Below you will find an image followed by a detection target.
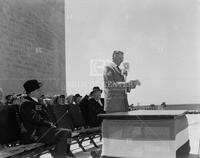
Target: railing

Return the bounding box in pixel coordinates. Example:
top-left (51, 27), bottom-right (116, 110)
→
top-left (129, 104), bottom-right (200, 114)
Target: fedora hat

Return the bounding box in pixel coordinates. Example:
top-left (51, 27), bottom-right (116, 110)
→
top-left (90, 86), bottom-right (102, 95)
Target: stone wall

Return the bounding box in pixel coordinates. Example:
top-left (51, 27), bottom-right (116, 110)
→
top-left (0, 0), bottom-right (65, 95)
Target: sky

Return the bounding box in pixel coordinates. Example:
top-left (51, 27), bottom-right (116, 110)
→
top-left (65, 0), bottom-right (200, 105)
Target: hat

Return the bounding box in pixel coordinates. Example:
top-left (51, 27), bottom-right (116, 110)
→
top-left (90, 86), bottom-right (102, 95)
top-left (23, 79), bottom-right (42, 94)
top-left (74, 93), bottom-right (82, 98)
top-left (59, 94), bottom-right (65, 98)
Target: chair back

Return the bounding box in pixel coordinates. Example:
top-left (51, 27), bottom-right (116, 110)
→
top-left (0, 105), bottom-right (20, 144)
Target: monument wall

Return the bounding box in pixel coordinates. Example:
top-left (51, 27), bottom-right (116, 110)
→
top-left (0, 0), bottom-right (65, 95)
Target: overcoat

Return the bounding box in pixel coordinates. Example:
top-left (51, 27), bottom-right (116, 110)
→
top-left (103, 62), bottom-right (129, 113)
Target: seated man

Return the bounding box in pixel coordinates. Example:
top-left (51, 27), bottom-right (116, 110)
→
top-left (53, 94), bottom-right (74, 130)
top-left (87, 87), bottom-right (105, 127)
top-left (78, 95), bottom-right (90, 126)
top-left (67, 94), bottom-right (86, 129)
top-left (20, 79), bottom-right (73, 158)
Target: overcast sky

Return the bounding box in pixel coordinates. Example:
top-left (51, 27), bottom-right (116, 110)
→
top-left (65, 0), bottom-right (200, 105)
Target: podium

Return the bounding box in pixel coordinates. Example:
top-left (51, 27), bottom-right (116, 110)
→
top-left (99, 110), bottom-right (190, 158)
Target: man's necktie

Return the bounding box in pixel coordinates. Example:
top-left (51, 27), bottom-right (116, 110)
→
top-left (116, 66), bottom-right (121, 73)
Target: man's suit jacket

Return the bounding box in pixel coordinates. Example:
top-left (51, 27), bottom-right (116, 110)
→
top-left (103, 62), bottom-right (129, 113)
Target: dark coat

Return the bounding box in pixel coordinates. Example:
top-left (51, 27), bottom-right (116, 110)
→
top-left (0, 104), bottom-right (20, 144)
top-left (68, 103), bottom-right (86, 129)
top-left (79, 95), bottom-right (90, 125)
top-left (20, 96), bottom-right (53, 141)
top-left (87, 98), bottom-right (105, 127)
top-left (53, 103), bottom-right (74, 130)
top-left (20, 97), bottom-right (72, 156)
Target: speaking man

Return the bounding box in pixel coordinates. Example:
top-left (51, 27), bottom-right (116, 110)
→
top-left (103, 50), bottom-right (140, 113)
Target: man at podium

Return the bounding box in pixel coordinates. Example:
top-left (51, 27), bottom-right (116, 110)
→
top-left (103, 50), bottom-right (140, 113)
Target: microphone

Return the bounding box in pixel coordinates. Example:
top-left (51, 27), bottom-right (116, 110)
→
top-left (122, 62), bottom-right (130, 80)
top-left (122, 62), bottom-right (130, 93)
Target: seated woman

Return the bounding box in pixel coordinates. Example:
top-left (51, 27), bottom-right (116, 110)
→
top-left (20, 80), bottom-right (73, 158)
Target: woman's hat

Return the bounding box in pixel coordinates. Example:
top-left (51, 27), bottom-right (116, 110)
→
top-left (23, 79), bottom-right (42, 94)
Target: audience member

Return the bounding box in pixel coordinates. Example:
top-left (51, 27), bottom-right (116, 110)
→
top-left (78, 95), bottom-right (90, 126)
top-left (68, 94), bottom-right (86, 129)
top-left (44, 97), bottom-right (57, 125)
top-left (20, 79), bottom-right (73, 158)
top-left (161, 102), bottom-right (167, 108)
top-left (66, 95), bottom-right (74, 104)
top-left (11, 95), bottom-right (20, 105)
top-left (53, 95), bottom-right (74, 130)
top-left (90, 87), bottom-right (104, 109)
top-left (5, 94), bottom-right (14, 106)
top-left (53, 94), bottom-right (75, 157)
top-left (73, 94), bottom-right (82, 105)
top-left (87, 87), bottom-right (105, 127)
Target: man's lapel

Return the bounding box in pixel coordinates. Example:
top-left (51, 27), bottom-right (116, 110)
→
top-left (111, 63), bottom-right (123, 76)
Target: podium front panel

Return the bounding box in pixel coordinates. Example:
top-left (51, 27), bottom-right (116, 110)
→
top-left (99, 110), bottom-right (190, 158)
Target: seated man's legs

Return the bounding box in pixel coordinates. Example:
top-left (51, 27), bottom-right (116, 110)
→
top-left (37, 127), bottom-right (72, 158)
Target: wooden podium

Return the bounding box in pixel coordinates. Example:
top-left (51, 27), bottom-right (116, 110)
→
top-left (99, 110), bottom-right (190, 158)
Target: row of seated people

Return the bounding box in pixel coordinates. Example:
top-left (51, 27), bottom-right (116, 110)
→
top-left (0, 86), bottom-right (74, 157)
top-left (0, 83), bottom-right (105, 158)
top-left (0, 87), bottom-right (105, 130)
top-left (51, 87), bottom-right (105, 130)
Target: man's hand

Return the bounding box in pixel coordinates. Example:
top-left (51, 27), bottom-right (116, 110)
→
top-left (126, 86), bottom-right (131, 93)
top-left (122, 69), bottom-right (128, 76)
top-left (129, 80), bottom-right (141, 89)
